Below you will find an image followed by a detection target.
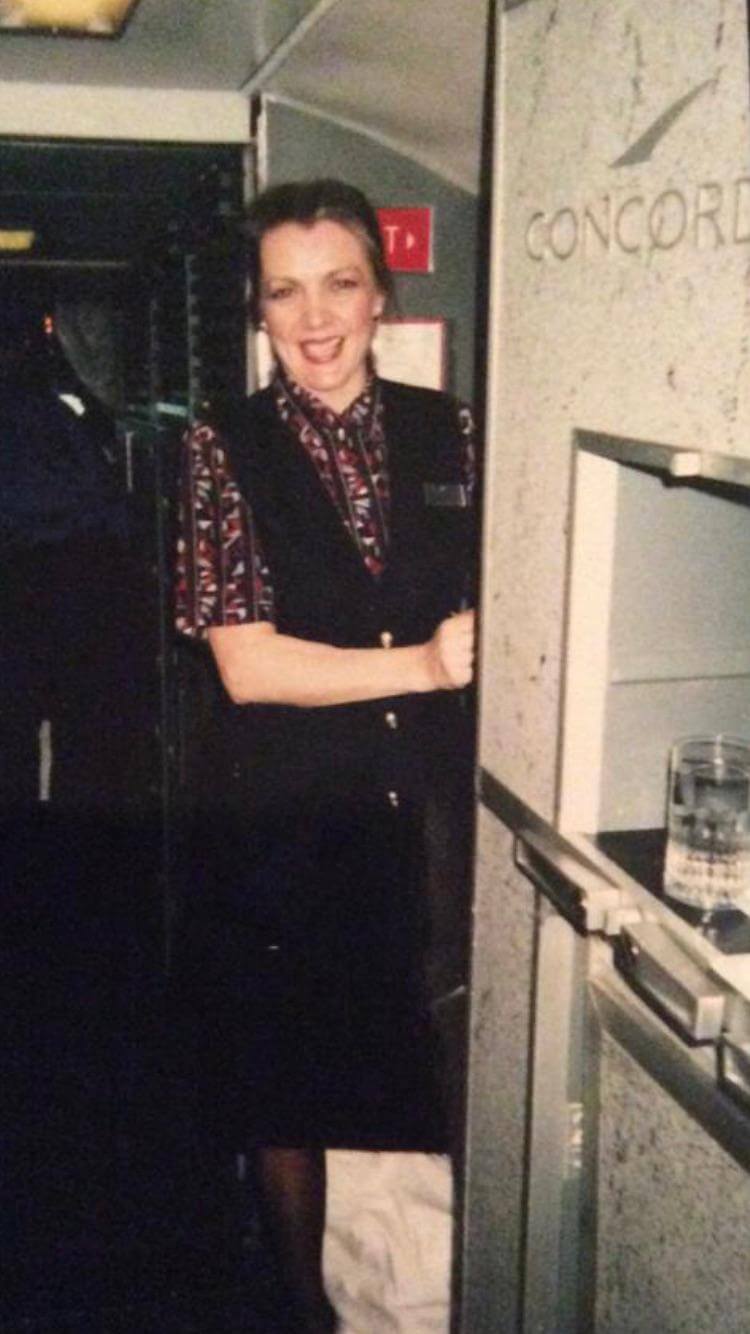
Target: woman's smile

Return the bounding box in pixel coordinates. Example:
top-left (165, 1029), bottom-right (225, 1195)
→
top-left (300, 335), bottom-right (345, 364)
top-left (260, 218), bottom-right (385, 412)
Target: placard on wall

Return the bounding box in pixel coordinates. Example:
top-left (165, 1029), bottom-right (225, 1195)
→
top-left (376, 207), bottom-right (434, 273)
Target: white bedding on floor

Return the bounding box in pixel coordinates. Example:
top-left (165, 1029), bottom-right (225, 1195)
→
top-left (323, 1151), bottom-right (453, 1334)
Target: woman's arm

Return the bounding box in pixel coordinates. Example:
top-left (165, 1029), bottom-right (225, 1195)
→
top-left (208, 609), bottom-right (475, 708)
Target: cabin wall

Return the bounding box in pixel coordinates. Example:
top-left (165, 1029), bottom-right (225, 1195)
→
top-left (0, 82), bottom-right (248, 142)
top-left (262, 98), bottom-right (480, 403)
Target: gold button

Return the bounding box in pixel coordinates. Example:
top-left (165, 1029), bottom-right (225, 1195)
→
top-left (387, 790), bottom-right (400, 808)
top-left (380, 630), bottom-right (393, 649)
top-left (385, 711), bottom-right (398, 730)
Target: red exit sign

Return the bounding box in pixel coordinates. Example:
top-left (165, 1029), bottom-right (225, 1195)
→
top-left (377, 206), bottom-right (433, 273)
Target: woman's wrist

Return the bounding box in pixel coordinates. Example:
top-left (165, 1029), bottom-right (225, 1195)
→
top-left (399, 642), bottom-right (440, 695)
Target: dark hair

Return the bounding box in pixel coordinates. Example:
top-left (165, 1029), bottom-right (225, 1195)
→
top-left (244, 178), bottom-right (394, 326)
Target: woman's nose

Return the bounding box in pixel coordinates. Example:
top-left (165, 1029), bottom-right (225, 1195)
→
top-left (300, 291), bottom-right (330, 328)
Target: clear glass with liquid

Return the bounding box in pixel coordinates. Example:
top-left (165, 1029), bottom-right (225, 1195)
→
top-left (663, 735), bottom-right (750, 913)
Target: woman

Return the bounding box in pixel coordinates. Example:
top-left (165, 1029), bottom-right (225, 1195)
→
top-left (175, 178), bottom-right (477, 1333)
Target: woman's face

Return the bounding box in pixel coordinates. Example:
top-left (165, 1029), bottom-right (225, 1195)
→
top-left (259, 218), bottom-right (385, 413)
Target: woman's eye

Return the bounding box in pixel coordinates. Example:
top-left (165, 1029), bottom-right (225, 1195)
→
top-left (331, 276), bottom-right (359, 291)
top-left (266, 285), bottom-right (294, 301)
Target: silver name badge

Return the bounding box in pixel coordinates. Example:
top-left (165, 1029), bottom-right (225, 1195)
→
top-left (423, 482), bottom-right (469, 509)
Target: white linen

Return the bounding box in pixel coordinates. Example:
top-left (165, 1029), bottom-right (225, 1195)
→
top-left (323, 1151), bottom-right (453, 1334)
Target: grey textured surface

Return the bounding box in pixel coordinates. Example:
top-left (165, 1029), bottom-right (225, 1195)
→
top-left (460, 806), bottom-right (537, 1332)
top-left (470, 0), bottom-right (750, 1329)
top-left (479, 0), bottom-right (750, 812)
top-left (595, 1029), bottom-right (750, 1334)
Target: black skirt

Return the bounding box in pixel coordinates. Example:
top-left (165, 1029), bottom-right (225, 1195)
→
top-left (176, 793), bottom-right (447, 1152)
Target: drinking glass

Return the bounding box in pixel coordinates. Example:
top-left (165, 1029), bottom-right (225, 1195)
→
top-left (663, 735), bottom-right (750, 913)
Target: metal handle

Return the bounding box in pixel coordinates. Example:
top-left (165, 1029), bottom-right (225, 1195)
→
top-left (124, 429), bottom-right (135, 493)
top-left (515, 826), bottom-right (623, 934)
top-left (718, 1034), bottom-right (750, 1111)
top-left (615, 920), bottom-right (728, 1044)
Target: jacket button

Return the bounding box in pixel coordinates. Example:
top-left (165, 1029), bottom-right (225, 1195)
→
top-left (387, 790), bottom-right (400, 809)
top-left (380, 630), bottom-right (394, 649)
top-left (385, 710), bottom-right (398, 730)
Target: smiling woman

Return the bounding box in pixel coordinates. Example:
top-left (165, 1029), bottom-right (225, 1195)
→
top-left (259, 219), bottom-right (385, 412)
top-left (174, 178), bottom-right (477, 1333)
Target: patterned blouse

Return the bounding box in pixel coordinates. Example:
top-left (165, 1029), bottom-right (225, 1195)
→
top-left (175, 369), bottom-right (476, 639)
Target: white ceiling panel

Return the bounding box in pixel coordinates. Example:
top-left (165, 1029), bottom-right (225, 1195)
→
top-left (0, 0), bottom-right (490, 192)
top-left (264, 0), bottom-right (491, 193)
top-left (0, 0), bottom-right (322, 89)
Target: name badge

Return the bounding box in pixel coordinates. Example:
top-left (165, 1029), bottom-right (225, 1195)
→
top-left (423, 482), bottom-right (469, 509)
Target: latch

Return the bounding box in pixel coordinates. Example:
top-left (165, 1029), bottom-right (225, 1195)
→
top-left (717, 995), bottom-right (750, 1112)
top-left (515, 827), bottom-right (625, 934)
top-left (615, 920), bottom-right (729, 1044)
top-left (718, 1033), bottom-right (750, 1112)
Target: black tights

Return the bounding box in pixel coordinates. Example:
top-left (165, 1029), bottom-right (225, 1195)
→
top-left (257, 1147), bottom-right (339, 1333)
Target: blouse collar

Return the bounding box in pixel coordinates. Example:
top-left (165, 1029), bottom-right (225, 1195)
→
top-left (272, 363), bottom-right (380, 436)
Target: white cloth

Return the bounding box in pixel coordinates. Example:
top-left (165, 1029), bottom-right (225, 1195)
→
top-left (323, 1151), bottom-right (453, 1334)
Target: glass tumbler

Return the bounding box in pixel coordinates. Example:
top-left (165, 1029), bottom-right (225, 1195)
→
top-left (663, 735), bottom-right (750, 913)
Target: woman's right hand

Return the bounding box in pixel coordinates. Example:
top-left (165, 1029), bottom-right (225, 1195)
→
top-left (424, 609), bottom-right (476, 691)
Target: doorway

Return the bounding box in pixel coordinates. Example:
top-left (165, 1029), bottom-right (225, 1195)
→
top-left (0, 136), bottom-right (251, 1328)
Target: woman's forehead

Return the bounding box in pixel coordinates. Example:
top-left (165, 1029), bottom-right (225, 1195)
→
top-left (260, 218), bottom-right (372, 274)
